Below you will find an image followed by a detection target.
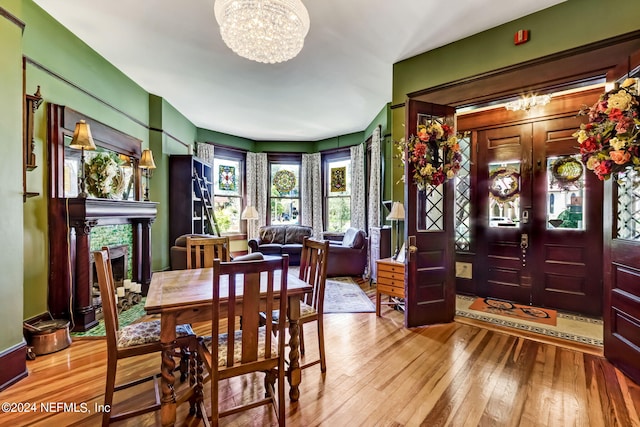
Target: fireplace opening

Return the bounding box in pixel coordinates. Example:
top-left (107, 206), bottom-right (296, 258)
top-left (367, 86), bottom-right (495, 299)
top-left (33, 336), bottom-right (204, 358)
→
top-left (90, 245), bottom-right (128, 319)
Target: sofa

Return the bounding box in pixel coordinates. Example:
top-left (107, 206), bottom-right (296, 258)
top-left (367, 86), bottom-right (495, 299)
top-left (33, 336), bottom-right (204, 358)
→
top-left (247, 225), bottom-right (313, 266)
top-left (322, 228), bottom-right (368, 277)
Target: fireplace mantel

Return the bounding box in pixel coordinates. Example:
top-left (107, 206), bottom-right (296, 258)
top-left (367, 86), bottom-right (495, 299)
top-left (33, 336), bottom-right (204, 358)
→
top-left (50, 199), bottom-right (158, 331)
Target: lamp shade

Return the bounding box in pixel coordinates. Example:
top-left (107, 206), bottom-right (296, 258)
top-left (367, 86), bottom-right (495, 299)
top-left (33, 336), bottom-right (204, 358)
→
top-left (386, 201), bottom-right (405, 221)
top-left (241, 205), bottom-right (259, 220)
top-left (69, 120), bottom-right (96, 150)
top-left (139, 149), bottom-right (156, 169)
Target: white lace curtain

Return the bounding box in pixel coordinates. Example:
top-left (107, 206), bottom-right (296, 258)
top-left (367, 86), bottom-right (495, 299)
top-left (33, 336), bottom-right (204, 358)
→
top-left (245, 152), bottom-right (268, 240)
top-left (350, 144), bottom-right (366, 231)
top-left (367, 126), bottom-right (382, 230)
top-left (301, 153), bottom-right (323, 238)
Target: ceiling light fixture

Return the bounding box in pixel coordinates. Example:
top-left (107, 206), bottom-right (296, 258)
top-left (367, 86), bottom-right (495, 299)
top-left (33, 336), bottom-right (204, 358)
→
top-left (505, 94), bottom-right (552, 112)
top-left (214, 0), bottom-right (310, 64)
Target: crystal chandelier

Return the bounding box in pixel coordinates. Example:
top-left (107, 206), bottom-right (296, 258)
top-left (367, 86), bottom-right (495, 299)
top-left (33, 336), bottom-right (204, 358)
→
top-left (214, 0), bottom-right (310, 64)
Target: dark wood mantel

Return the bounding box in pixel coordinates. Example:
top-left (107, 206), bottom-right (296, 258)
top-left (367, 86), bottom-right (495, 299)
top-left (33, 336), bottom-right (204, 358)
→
top-left (51, 199), bottom-right (157, 331)
top-left (46, 104), bottom-right (154, 331)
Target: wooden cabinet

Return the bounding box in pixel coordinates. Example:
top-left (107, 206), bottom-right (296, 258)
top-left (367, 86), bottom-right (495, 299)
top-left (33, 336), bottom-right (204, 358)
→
top-left (369, 226), bottom-right (391, 282)
top-left (375, 257), bottom-right (405, 317)
top-left (169, 155), bottom-right (212, 246)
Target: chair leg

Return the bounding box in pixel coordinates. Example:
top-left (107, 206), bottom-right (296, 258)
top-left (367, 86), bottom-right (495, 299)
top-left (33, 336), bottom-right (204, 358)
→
top-left (180, 346), bottom-right (190, 383)
top-left (317, 318), bottom-right (326, 373)
top-left (299, 323), bottom-right (305, 355)
top-left (264, 369), bottom-right (276, 398)
top-left (102, 359), bottom-right (117, 427)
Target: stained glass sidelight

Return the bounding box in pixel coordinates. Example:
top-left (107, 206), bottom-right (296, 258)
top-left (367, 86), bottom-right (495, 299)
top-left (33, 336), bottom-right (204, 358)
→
top-left (617, 168), bottom-right (640, 241)
top-left (454, 134), bottom-right (471, 251)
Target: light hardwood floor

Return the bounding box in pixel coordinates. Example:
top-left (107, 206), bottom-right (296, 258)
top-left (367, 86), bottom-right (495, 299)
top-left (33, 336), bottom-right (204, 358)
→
top-left (2, 285), bottom-right (639, 427)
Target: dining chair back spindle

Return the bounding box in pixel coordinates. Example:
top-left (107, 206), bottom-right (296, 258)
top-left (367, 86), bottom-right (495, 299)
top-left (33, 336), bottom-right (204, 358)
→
top-left (197, 255), bottom-right (289, 426)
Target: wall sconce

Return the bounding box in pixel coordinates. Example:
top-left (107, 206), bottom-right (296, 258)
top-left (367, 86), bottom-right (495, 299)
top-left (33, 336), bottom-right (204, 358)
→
top-left (69, 120), bottom-right (96, 198)
top-left (386, 201), bottom-right (405, 260)
top-left (505, 94), bottom-right (552, 112)
top-left (139, 149), bottom-right (156, 201)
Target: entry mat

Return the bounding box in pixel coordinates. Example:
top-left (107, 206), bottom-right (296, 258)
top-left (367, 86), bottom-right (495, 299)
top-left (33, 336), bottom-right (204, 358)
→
top-left (468, 297), bottom-right (557, 326)
top-left (456, 295), bottom-right (603, 347)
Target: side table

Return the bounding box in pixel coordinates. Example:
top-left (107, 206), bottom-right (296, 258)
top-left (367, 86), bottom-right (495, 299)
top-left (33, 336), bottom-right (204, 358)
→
top-left (375, 257), bottom-right (405, 316)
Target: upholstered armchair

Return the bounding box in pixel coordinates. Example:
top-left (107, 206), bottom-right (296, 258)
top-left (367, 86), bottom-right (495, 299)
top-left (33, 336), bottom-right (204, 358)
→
top-left (322, 228), bottom-right (368, 277)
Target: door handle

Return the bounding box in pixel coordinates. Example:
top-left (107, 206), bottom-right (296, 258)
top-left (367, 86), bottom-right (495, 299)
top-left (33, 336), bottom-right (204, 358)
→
top-left (520, 233), bottom-right (529, 249)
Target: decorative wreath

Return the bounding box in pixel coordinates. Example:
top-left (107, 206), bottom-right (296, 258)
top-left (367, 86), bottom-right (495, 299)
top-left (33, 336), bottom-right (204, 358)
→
top-left (85, 152), bottom-right (126, 199)
top-left (489, 166), bottom-right (520, 203)
top-left (551, 156), bottom-right (584, 188)
top-left (273, 169), bottom-right (296, 193)
top-left (396, 122), bottom-right (462, 189)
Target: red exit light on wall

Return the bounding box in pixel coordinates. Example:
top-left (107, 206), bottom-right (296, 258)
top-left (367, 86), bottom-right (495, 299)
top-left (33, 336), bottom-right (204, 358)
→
top-left (514, 30), bottom-right (529, 45)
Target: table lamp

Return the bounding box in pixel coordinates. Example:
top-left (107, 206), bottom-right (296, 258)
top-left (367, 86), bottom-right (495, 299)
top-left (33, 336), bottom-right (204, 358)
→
top-left (139, 149), bottom-right (156, 201)
top-left (386, 201), bottom-right (405, 260)
top-left (69, 120), bottom-right (96, 198)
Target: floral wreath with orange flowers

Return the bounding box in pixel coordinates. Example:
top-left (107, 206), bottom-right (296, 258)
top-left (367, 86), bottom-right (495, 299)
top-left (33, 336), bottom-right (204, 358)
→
top-left (573, 78), bottom-right (640, 181)
top-left (396, 121), bottom-right (463, 189)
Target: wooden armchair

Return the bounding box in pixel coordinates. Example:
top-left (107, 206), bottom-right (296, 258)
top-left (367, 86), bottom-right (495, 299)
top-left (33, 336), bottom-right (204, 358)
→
top-left (196, 255), bottom-right (289, 426)
top-left (186, 235), bottom-right (231, 269)
top-left (93, 248), bottom-right (198, 426)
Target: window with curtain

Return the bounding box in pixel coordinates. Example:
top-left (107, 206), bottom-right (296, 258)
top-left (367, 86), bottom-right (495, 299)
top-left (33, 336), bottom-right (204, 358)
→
top-left (323, 151), bottom-right (352, 232)
top-left (212, 147), bottom-right (245, 233)
top-left (269, 157), bottom-right (301, 225)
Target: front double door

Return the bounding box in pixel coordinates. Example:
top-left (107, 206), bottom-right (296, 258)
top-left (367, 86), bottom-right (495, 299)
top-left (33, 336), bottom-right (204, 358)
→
top-left (475, 116), bottom-right (603, 316)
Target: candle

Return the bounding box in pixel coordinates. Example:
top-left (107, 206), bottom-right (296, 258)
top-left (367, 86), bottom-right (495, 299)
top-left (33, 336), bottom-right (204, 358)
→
top-left (135, 283), bottom-right (142, 293)
top-left (116, 287), bottom-right (125, 297)
top-left (123, 279), bottom-right (132, 290)
top-left (114, 294), bottom-right (118, 304)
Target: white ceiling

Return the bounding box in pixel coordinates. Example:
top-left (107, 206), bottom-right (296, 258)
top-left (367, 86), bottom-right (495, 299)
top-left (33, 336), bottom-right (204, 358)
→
top-left (34, 0), bottom-right (565, 141)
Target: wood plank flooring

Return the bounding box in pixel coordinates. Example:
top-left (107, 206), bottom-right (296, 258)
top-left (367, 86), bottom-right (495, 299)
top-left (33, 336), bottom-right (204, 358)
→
top-left (1, 285), bottom-right (639, 426)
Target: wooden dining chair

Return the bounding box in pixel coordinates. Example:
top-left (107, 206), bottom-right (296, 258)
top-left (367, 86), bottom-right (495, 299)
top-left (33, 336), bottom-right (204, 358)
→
top-left (264, 238), bottom-right (330, 372)
top-left (186, 235), bottom-right (231, 269)
top-left (93, 248), bottom-right (199, 427)
top-left (296, 237), bottom-right (330, 372)
top-left (196, 255), bottom-right (289, 426)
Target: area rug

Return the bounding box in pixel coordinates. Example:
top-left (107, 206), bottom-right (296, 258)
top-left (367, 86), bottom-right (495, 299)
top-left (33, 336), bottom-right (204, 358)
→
top-left (71, 298), bottom-right (148, 338)
top-left (323, 277), bottom-right (376, 313)
top-left (456, 295), bottom-right (603, 347)
top-left (468, 297), bottom-right (557, 326)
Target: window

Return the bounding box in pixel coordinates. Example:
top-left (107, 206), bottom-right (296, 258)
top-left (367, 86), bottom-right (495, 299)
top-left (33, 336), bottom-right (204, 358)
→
top-left (324, 154), bottom-right (351, 232)
top-left (270, 161), bottom-right (300, 225)
top-left (212, 149), bottom-right (245, 233)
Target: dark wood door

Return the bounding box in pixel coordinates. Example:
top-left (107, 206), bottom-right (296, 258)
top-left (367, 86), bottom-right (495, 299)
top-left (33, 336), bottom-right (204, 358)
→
top-left (603, 53), bottom-right (640, 383)
top-left (404, 100), bottom-right (456, 327)
top-left (531, 117), bottom-right (603, 315)
top-left (477, 124), bottom-right (533, 303)
top-left (476, 115), bottom-right (603, 315)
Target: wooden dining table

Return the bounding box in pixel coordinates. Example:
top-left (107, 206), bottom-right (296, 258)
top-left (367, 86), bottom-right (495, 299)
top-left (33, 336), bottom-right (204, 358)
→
top-left (145, 267), bottom-right (311, 427)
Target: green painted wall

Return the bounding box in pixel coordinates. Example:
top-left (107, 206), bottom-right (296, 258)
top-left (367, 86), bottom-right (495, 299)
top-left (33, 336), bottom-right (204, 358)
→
top-left (390, 0), bottom-right (640, 203)
top-left (17, 0), bottom-right (152, 319)
top-left (0, 1), bottom-right (27, 353)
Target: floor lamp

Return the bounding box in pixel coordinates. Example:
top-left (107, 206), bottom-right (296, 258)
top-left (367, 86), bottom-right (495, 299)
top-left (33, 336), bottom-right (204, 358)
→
top-left (241, 205), bottom-right (259, 248)
top-left (386, 201), bottom-right (405, 260)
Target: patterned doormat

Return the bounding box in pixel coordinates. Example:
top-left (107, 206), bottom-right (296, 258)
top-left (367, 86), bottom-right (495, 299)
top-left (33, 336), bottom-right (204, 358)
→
top-left (456, 295), bottom-right (603, 347)
top-left (468, 297), bottom-right (557, 326)
top-left (323, 277), bottom-right (375, 313)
